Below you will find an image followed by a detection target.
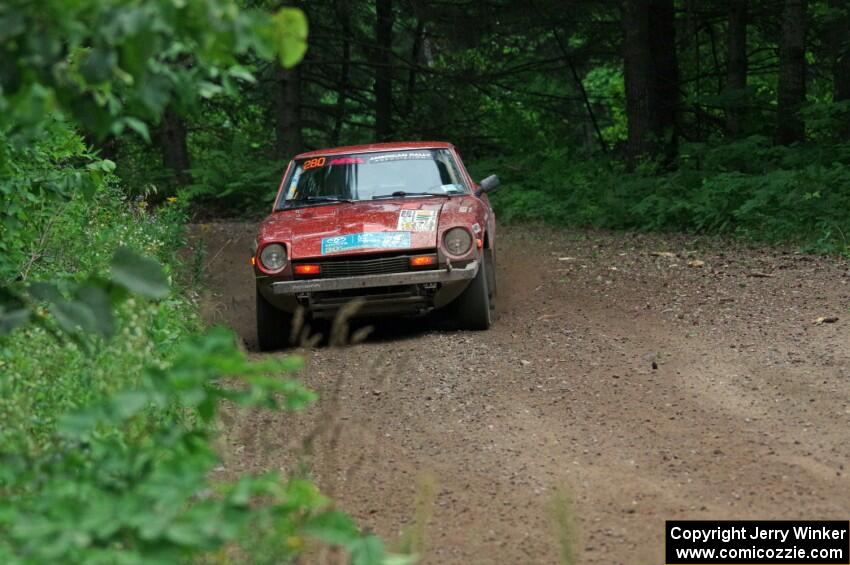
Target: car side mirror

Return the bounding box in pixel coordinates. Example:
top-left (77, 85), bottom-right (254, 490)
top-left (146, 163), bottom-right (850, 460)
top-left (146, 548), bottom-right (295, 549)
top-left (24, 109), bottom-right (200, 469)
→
top-left (476, 174), bottom-right (501, 196)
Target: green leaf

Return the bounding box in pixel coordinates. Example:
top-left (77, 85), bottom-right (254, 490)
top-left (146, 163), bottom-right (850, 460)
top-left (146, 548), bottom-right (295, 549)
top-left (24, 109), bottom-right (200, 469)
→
top-left (350, 535), bottom-right (386, 565)
top-left (135, 74), bottom-right (171, 116)
top-left (283, 479), bottom-right (328, 510)
top-left (80, 48), bottom-right (118, 84)
top-left (303, 510), bottom-right (360, 546)
top-left (0, 11), bottom-right (25, 42)
top-left (87, 159), bottom-right (116, 173)
top-left (28, 282), bottom-right (61, 303)
top-left (166, 521), bottom-right (208, 547)
top-left (198, 81), bottom-right (223, 99)
top-left (110, 390), bottom-right (151, 419)
top-left (123, 117), bottom-right (151, 143)
top-left (110, 247), bottom-right (169, 299)
top-left (75, 283), bottom-right (114, 337)
top-left (227, 65), bottom-right (256, 83)
top-left (119, 30), bottom-right (158, 76)
top-left (271, 8), bottom-right (308, 68)
top-left (79, 173), bottom-right (97, 199)
top-left (0, 308), bottom-right (30, 335)
top-left (57, 410), bottom-right (101, 438)
top-left (50, 300), bottom-right (97, 334)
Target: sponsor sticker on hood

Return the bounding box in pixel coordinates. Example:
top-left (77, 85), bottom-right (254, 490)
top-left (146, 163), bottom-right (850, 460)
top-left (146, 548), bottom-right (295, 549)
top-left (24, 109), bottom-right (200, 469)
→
top-left (321, 232), bottom-right (411, 255)
top-left (397, 209), bottom-right (437, 232)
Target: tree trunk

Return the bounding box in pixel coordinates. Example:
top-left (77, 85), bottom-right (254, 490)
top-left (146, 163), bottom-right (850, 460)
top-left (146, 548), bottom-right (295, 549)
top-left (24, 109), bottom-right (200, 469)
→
top-left (160, 106), bottom-right (191, 185)
top-left (332, 0), bottom-right (351, 146)
top-left (623, 0), bottom-right (658, 161)
top-left (649, 0), bottom-right (680, 159)
top-left (726, 0), bottom-right (748, 136)
top-left (406, 20), bottom-right (425, 116)
top-left (776, 0), bottom-right (807, 145)
top-left (623, 0), bottom-right (679, 163)
top-left (829, 0), bottom-right (850, 138)
top-left (276, 65), bottom-right (303, 158)
top-left (374, 0), bottom-right (393, 141)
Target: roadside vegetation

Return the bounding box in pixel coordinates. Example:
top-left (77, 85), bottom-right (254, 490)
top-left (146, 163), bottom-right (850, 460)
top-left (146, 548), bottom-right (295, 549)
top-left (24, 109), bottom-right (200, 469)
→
top-left (3, 0), bottom-right (850, 562)
top-left (0, 2), bottom-right (388, 563)
top-left (477, 135), bottom-right (850, 253)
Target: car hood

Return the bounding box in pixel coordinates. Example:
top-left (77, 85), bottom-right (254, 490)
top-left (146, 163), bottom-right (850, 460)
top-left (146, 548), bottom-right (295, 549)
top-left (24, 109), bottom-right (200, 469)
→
top-left (259, 198), bottom-right (447, 259)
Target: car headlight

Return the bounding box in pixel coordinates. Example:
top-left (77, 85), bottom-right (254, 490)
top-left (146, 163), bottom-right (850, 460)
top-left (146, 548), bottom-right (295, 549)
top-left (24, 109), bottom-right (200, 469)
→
top-left (259, 243), bottom-right (287, 271)
top-left (444, 228), bottom-right (472, 256)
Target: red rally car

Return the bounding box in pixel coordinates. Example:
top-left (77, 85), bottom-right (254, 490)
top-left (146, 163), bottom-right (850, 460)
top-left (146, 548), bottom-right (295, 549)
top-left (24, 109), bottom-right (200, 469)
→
top-left (252, 141), bottom-right (501, 350)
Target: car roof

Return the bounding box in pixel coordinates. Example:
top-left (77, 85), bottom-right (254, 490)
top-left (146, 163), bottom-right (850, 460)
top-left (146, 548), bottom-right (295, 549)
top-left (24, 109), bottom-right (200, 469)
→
top-left (294, 141), bottom-right (455, 160)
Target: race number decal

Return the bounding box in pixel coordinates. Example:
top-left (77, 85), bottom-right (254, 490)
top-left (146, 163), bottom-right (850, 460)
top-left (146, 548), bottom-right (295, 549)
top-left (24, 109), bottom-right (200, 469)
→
top-left (397, 209), bottom-right (437, 232)
top-left (321, 232), bottom-right (411, 255)
top-left (303, 157), bottom-right (326, 171)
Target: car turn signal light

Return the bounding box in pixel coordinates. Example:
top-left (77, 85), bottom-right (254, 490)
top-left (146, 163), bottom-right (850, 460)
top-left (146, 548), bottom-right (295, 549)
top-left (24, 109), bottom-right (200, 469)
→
top-left (409, 255), bottom-right (437, 268)
top-left (294, 264), bottom-right (321, 275)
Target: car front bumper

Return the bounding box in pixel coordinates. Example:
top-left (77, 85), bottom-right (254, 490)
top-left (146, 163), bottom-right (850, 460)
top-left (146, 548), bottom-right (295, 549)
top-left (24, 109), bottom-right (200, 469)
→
top-left (270, 260), bottom-right (478, 294)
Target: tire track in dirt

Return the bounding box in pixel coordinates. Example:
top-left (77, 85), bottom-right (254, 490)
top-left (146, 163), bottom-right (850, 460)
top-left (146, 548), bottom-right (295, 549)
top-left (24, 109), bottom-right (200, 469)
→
top-left (193, 222), bottom-right (850, 564)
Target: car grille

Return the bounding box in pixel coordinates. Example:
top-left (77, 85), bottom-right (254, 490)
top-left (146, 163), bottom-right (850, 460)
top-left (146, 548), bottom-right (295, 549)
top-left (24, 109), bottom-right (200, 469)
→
top-left (293, 252), bottom-right (437, 279)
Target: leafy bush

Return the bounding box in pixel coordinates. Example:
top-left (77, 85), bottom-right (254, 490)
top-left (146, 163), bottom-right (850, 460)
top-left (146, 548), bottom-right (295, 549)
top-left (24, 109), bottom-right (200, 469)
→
top-left (0, 181), bottom-right (194, 453)
top-left (182, 153), bottom-right (284, 217)
top-left (0, 120), bottom-right (108, 284)
top-left (0, 145), bottom-right (389, 562)
top-left (476, 137), bottom-right (850, 253)
top-left (0, 0), bottom-right (307, 142)
top-left (1, 3), bottom-right (391, 558)
top-left (0, 328), bottom-right (385, 564)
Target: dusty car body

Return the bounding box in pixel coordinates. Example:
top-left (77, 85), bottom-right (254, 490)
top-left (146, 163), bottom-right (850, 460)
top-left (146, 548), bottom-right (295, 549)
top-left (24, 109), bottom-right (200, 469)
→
top-left (253, 141), bottom-right (500, 350)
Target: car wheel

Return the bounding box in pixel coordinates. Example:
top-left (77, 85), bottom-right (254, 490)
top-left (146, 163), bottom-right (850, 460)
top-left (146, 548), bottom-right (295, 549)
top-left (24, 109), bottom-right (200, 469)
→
top-left (454, 253), bottom-right (492, 331)
top-left (256, 286), bottom-right (293, 351)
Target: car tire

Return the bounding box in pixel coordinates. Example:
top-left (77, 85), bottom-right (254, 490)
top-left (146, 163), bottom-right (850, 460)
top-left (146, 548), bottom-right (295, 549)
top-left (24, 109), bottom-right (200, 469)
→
top-left (484, 248), bottom-right (497, 317)
top-left (454, 253), bottom-right (492, 331)
top-left (256, 286), bottom-right (293, 351)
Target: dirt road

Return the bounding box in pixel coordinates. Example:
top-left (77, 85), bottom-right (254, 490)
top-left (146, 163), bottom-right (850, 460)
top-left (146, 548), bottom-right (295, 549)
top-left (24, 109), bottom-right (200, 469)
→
top-left (195, 222), bottom-right (850, 564)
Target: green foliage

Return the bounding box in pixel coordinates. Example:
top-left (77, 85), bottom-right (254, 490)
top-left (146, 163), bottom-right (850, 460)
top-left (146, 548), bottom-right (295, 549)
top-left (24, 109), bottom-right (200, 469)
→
top-left (183, 155), bottom-right (283, 216)
top-left (0, 0), bottom-right (308, 235)
top-left (0, 127), bottom-right (185, 342)
top-left (0, 0), bottom-right (307, 142)
top-left (110, 247), bottom-right (170, 300)
top-left (116, 90), bottom-right (286, 213)
top-left (0, 168), bottom-right (388, 563)
top-left (0, 119), bottom-right (102, 283)
top-left (270, 8), bottom-right (310, 68)
top-left (181, 127), bottom-right (285, 215)
top-left (0, 177), bottom-right (195, 452)
top-left (0, 328), bottom-right (386, 564)
top-left (0, 3), bottom-right (391, 563)
top-left (477, 137), bottom-right (850, 253)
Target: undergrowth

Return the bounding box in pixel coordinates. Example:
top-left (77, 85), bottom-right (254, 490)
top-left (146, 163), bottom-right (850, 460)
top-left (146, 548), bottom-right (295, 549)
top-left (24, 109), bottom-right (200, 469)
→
top-left (0, 126), bottom-right (389, 563)
top-left (473, 136), bottom-right (850, 254)
top-left (0, 184), bottom-right (196, 454)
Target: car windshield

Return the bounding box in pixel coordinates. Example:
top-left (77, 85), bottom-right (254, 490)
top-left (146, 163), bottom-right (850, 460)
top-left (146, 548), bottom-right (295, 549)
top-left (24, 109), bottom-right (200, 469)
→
top-left (278, 148), bottom-right (469, 208)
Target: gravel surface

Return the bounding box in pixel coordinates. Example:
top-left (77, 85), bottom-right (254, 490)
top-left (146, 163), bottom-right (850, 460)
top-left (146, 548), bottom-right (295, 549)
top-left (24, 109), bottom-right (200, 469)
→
top-left (193, 222), bottom-right (850, 564)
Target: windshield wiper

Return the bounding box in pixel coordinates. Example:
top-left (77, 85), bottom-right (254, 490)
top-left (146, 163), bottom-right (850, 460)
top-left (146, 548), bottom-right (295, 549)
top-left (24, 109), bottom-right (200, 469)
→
top-left (303, 196), bottom-right (353, 203)
top-left (284, 196), bottom-right (354, 208)
top-left (372, 191), bottom-right (452, 200)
